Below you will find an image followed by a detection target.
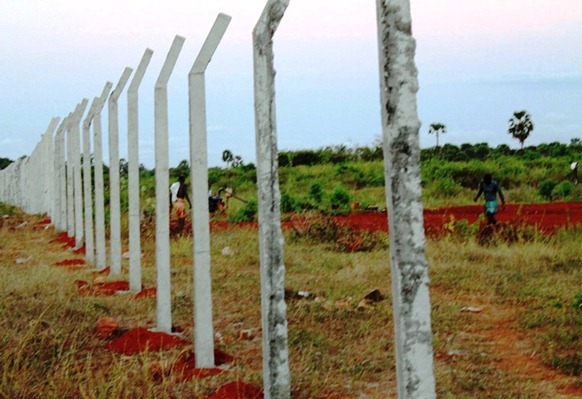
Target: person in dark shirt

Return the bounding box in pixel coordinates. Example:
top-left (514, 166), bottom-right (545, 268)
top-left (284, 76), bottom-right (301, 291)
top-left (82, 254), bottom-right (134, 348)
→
top-left (169, 174), bottom-right (191, 234)
top-left (474, 173), bottom-right (505, 225)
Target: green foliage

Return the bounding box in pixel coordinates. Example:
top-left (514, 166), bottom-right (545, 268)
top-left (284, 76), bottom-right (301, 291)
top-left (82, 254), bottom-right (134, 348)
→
top-left (508, 110), bottom-right (534, 149)
top-left (539, 179), bottom-right (557, 201)
top-left (442, 215), bottom-right (480, 241)
top-left (329, 186), bottom-right (351, 213)
top-left (308, 182), bottom-right (324, 204)
top-left (552, 181), bottom-right (574, 199)
top-left (281, 192), bottom-right (299, 213)
top-left (229, 200), bottom-right (257, 223)
top-left (120, 140), bottom-right (582, 222)
top-left (169, 159), bottom-right (189, 179)
top-left (0, 157), bottom-right (13, 170)
top-left (0, 202), bottom-right (17, 216)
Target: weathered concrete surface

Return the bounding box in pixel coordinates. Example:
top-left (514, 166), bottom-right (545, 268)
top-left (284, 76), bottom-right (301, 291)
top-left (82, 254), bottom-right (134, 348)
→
top-left (127, 49), bottom-right (153, 293)
top-left (66, 113), bottom-right (75, 238)
top-left (375, 1), bottom-right (436, 398)
top-left (70, 99), bottom-right (88, 249)
top-left (155, 35), bottom-right (185, 333)
top-left (188, 13), bottom-right (231, 368)
top-left (109, 67), bottom-right (133, 276)
top-left (253, 1), bottom-right (291, 398)
top-left (53, 118), bottom-right (68, 232)
top-left (94, 83), bottom-right (114, 271)
top-left (82, 99), bottom-right (98, 264)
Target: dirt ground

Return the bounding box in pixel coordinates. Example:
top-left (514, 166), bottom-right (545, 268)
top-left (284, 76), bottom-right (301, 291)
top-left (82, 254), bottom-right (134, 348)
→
top-left (3, 201), bottom-right (581, 397)
top-left (333, 201), bottom-right (582, 236)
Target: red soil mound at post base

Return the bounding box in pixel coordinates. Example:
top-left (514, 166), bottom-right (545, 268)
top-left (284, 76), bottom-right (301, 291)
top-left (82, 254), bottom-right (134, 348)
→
top-left (49, 232), bottom-right (76, 248)
top-left (107, 327), bottom-right (188, 355)
top-left (94, 281), bottom-right (130, 295)
top-left (168, 348), bottom-right (235, 382)
top-left (135, 287), bottom-right (156, 299)
top-left (204, 381), bottom-right (263, 399)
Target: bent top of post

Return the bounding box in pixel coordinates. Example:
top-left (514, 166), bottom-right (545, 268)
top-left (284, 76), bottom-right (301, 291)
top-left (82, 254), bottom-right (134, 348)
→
top-left (69, 99), bottom-right (89, 125)
top-left (55, 116), bottom-right (68, 139)
top-left (253, 0), bottom-right (289, 45)
top-left (110, 67), bottom-right (133, 103)
top-left (190, 13), bottom-right (231, 75)
top-left (128, 49), bottom-right (154, 94)
top-left (156, 36), bottom-right (185, 88)
top-left (96, 82), bottom-right (114, 112)
top-left (83, 98), bottom-right (99, 129)
top-left (45, 117), bottom-right (61, 138)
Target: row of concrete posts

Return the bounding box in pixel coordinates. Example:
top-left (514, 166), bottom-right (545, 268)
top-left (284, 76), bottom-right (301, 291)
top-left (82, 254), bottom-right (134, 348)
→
top-left (0, 1), bottom-right (435, 398)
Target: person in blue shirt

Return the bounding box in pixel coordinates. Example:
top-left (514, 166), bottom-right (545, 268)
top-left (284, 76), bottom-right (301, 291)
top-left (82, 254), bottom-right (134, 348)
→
top-left (474, 173), bottom-right (505, 225)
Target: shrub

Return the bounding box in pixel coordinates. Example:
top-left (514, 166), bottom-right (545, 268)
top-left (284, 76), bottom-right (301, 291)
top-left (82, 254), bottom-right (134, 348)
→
top-left (552, 181), bottom-right (573, 199)
top-left (229, 200), bottom-right (257, 223)
top-left (329, 186), bottom-right (351, 213)
top-left (538, 179), bottom-right (557, 200)
top-left (308, 182), bottom-right (324, 205)
top-left (281, 192), bottom-right (302, 213)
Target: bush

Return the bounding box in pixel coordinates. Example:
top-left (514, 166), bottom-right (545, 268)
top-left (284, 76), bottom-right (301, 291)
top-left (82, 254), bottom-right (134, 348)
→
top-left (329, 186), bottom-right (351, 213)
top-left (308, 182), bottom-right (324, 205)
top-left (552, 181), bottom-right (573, 199)
top-left (539, 179), bottom-right (557, 201)
top-left (229, 200), bottom-right (258, 223)
top-left (281, 192), bottom-right (300, 213)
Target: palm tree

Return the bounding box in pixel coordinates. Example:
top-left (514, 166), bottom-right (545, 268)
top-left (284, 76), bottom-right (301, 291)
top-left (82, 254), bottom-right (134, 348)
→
top-left (428, 123), bottom-right (446, 150)
top-left (508, 110), bottom-right (534, 149)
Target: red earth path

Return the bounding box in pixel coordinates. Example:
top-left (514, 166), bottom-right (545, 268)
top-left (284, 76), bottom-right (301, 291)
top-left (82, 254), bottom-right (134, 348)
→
top-left (333, 201), bottom-right (582, 236)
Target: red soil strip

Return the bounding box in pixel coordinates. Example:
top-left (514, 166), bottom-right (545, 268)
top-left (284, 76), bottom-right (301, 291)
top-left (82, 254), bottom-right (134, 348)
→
top-left (54, 259), bottom-right (86, 270)
top-left (204, 381), bottom-right (263, 399)
top-left (55, 259), bottom-right (85, 266)
top-left (93, 266), bottom-right (110, 275)
top-left (107, 327), bottom-right (188, 355)
top-left (167, 348), bottom-right (234, 382)
top-left (74, 280), bottom-right (130, 296)
top-left (331, 202), bottom-right (582, 237)
top-left (95, 281), bottom-right (130, 295)
top-left (37, 218), bottom-right (51, 225)
top-left (49, 232), bottom-right (76, 248)
top-left (73, 245), bottom-right (86, 255)
top-left (135, 287), bottom-right (156, 299)
top-left (208, 202), bottom-right (581, 238)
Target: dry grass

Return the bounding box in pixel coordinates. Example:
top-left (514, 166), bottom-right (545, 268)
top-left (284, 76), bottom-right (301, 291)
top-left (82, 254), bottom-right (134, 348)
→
top-left (1, 208), bottom-right (581, 398)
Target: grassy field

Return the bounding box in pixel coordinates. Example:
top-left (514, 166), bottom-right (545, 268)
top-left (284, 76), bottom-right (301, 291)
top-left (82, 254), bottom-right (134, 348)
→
top-left (1, 205), bottom-right (581, 398)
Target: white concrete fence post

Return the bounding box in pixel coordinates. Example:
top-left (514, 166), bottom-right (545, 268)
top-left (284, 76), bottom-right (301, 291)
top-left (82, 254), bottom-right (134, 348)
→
top-left (82, 99), bottom-right (99, 264)
top-left (188, 12), bottom-right (231, 368)
top-left (155, 35), bottom-right (185, 333)
top-left (375, 1), bottom-right (437, 398)
top-left (66, 112), bottom-right (75, 238)
top-left (94, 83), bottom-right (114, 270)
top-left (44, 118), bottom-right (60, 220)
top-left (109, 67), bottom-right (134, 276)
top-left (71, 99), bottom-right (89, 249)
top-left (55, 117), bottom-right (69, 232)
top-left (127, 48), bottom-right (154, 293)
top-left (253, 1), bottom-right (291, 397)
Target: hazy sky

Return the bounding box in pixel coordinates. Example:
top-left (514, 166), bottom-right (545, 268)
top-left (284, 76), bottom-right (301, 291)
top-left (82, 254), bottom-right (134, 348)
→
top-left (1, 0), bottom-right (581, 167)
